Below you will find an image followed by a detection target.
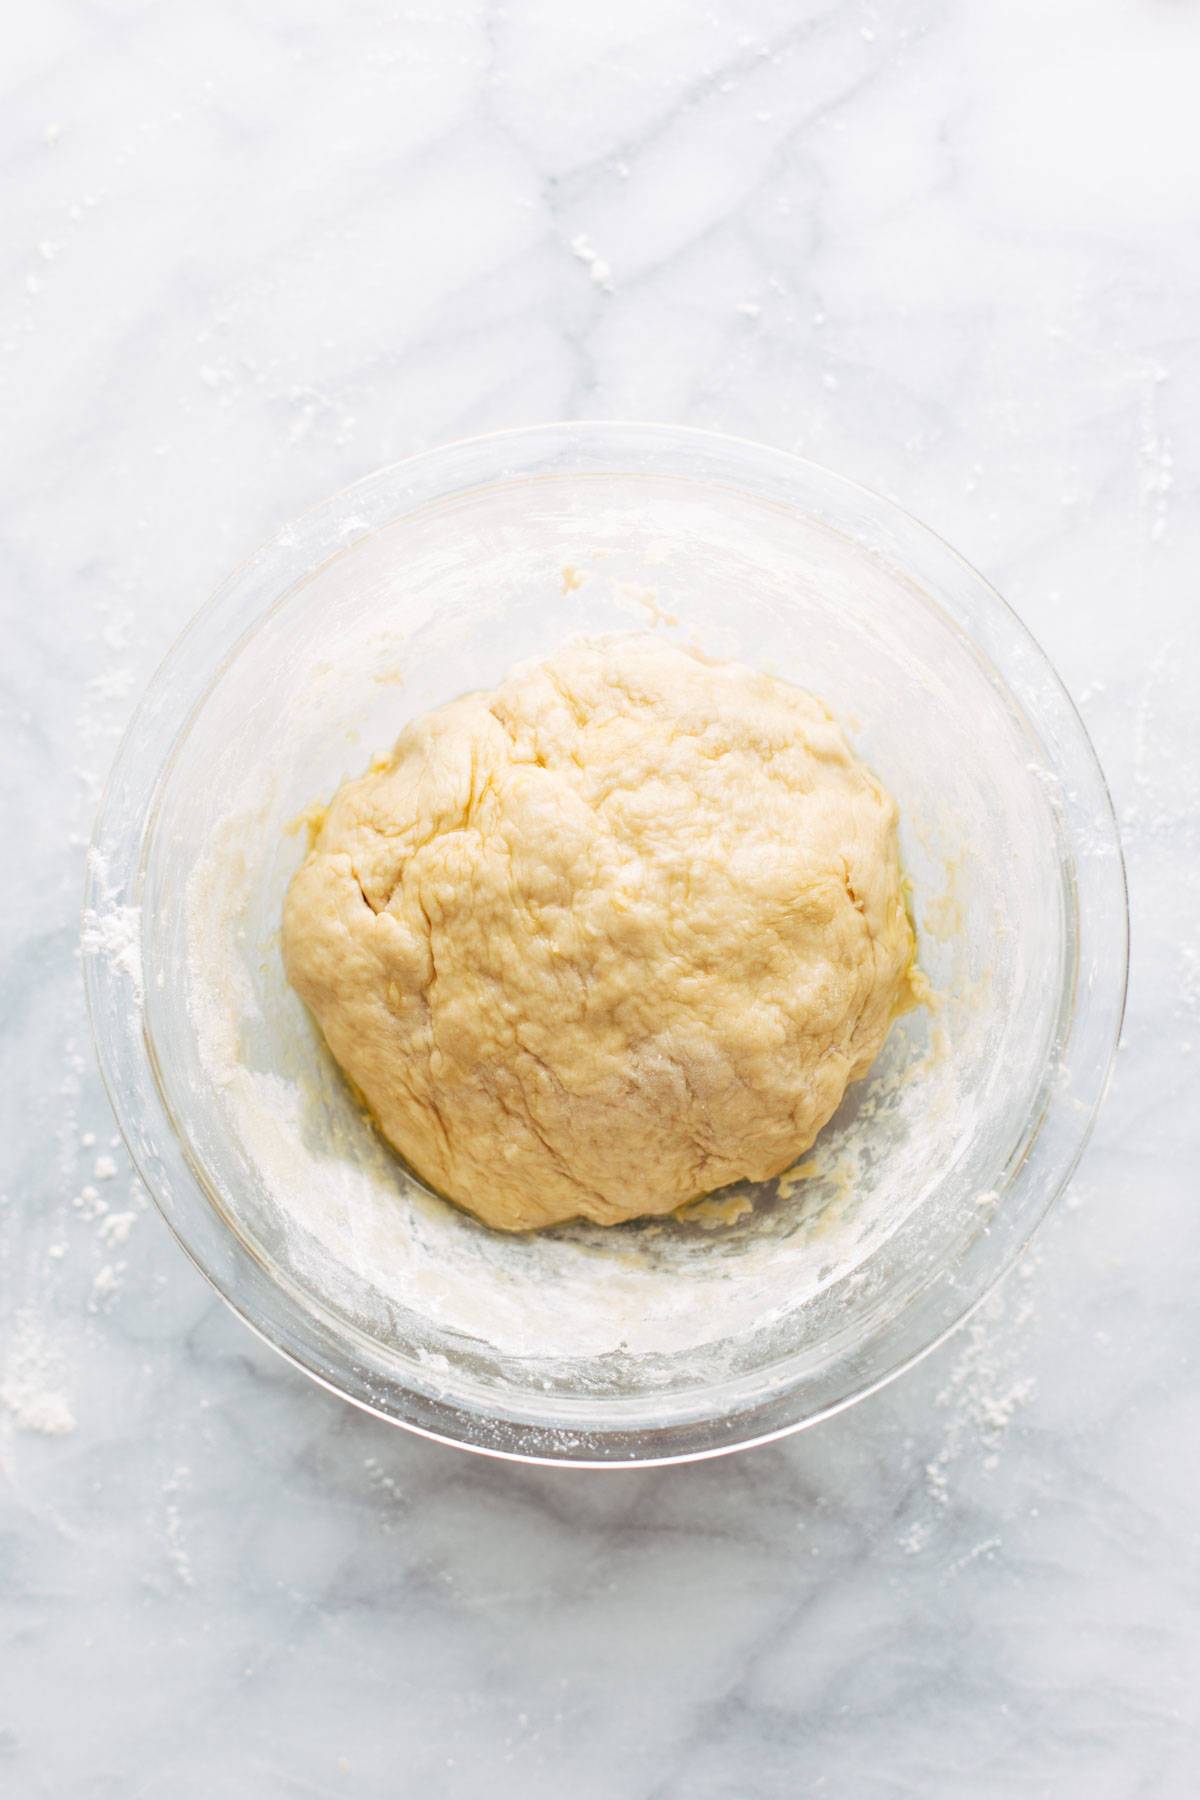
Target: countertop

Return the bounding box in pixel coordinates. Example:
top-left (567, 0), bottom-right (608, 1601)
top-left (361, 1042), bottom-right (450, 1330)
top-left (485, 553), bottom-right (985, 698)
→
top-left (3, 2), bottom-right (1198, 1794)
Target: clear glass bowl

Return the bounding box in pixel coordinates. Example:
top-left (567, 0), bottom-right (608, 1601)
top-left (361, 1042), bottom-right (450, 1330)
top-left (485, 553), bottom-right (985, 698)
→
top-left (84, 423), bottom-right (1127, 1466)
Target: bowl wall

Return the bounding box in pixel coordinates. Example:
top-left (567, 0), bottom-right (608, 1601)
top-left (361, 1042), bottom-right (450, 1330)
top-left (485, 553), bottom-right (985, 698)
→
top-left (86, 425), bottom-right (1127, 1463)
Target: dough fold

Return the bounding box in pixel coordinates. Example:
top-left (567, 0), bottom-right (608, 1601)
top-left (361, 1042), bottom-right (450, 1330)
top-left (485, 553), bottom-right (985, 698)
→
top-left (283, 637), bottom-right (917, 1231)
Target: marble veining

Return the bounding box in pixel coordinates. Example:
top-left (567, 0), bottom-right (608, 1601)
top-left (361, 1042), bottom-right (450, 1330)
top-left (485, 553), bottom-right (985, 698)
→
top-left (2, 1), bottom-right (1198, 1794)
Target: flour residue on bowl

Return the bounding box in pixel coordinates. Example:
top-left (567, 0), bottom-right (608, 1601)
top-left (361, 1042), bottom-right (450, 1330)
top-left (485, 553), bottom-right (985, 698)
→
top-left (178, 645), bottom-right (985, 1384)
top-left (142, 476), bottom-right (1060, 1420)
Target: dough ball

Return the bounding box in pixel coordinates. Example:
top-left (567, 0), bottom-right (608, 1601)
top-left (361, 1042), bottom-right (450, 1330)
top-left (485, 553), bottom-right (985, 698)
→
top-left (283, 637), bottom-right (916, 1231)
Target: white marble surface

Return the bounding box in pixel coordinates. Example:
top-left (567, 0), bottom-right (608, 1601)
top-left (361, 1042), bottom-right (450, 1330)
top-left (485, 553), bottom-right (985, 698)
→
top-left (2, 1), bottom-right (1198, 1793)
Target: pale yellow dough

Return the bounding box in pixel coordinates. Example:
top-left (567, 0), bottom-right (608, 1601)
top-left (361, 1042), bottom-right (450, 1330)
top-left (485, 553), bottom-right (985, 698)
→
top-left (283, 637), bottom-right (917, 1232)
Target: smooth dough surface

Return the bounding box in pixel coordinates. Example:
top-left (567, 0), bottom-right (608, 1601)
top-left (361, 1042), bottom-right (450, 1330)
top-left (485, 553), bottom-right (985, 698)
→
top-left (283, 637), bottom-right (917, 1231)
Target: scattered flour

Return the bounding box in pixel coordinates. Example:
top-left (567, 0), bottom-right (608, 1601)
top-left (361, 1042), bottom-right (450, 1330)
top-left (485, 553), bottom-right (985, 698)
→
top-left (897, 1274), bottom-right (1039, 1554)
top-left (1134, 359), bottom-right (1172, 544)
top-left (162, 1465), bottom-right (196, 1588)
top-left (363, 1455), bottom-right (405, 1505)
top-left (89, 1262), bottom-right (125, 1312)
top-left (87, 665), bottom-right (136, 705)
top-left (98, 1211), bottom-right (137, 1248)
top-left (927, 1300), bottom-right (1038, 1498)
top-left (73, 1184), bottom-right (107, 1221)
top-left (1, 1314), bottom-right (76, 1436)
top-left (1179, 943), bottom-right (1200, 1017)
top-left (1, 1383), bottom-right (75, 1437)
top-left (570, 233), bottom-right (614, 292)
top-left (80, 886), bottom-right (143, 1007)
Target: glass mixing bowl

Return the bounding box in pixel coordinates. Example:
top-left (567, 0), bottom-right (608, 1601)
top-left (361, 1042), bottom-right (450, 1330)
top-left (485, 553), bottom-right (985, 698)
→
top-left (84, 423), bottom-right (1127, 1466)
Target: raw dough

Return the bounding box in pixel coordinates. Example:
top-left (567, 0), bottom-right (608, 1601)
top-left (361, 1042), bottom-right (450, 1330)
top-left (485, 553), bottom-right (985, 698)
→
top-left (283, 637), bottom-right (917, 1231)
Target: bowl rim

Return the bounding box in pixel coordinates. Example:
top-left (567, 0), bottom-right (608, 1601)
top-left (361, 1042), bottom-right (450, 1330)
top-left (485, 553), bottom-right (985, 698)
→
top-left (83, 419), bottom-right (1129, 1468)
